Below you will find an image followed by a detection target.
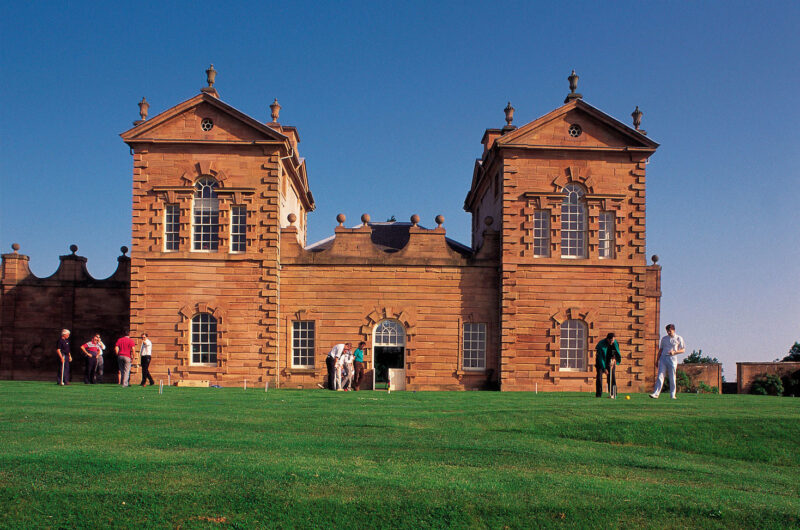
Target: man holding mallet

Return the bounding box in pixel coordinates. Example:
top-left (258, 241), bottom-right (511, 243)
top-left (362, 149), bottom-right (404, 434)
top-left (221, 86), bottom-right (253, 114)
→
top-left (595, 332), bottom-right (621, 398)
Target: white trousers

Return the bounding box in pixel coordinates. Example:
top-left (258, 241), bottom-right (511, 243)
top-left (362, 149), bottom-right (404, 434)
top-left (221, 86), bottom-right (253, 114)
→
top-left (652, 355), bottom-right (677, 398)
top-left (334, 365), bottom-right (343, 390)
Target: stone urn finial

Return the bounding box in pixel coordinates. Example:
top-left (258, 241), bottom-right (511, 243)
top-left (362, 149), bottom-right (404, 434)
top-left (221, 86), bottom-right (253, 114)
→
top-left (435, 215), bottom-right (444, 228)
top-left (11, 243), bottom-right (20, 253)
top-left (504, 102), bottom-right (515, 125)
top-left (121, 246), bottom-right (129, 256)
top-left (336, 213), bottom-right (346, 226)
top-left (564, 70), bottom-right (583, 103)
top-left (361, 213), bottom-right (371, 224)
top-left (568, 70), bottom-right (579, 93)
top-left (69, 244), bottom-right (78, 255)
top-left (651, 254), bottom-right (659, 265)
top-left (410, 214), bottom-right (420, 227)
top-left (138, 97), bottom-right (149, 121)
top-left (206, 64), bottom-right (217, 87)
top-left (632, 106), bottom-right (643, 130)
top-left (287, 213), bottom-right (297, 225)
top-left (270, 98), bottom-right (281, 123)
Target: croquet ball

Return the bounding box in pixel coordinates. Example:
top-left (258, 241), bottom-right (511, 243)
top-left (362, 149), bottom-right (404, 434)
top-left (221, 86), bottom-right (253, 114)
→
top-left (625, 395), bottom-right (630, 400)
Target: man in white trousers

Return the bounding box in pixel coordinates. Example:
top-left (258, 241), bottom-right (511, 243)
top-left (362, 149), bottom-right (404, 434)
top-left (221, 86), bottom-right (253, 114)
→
top-left (650, 324), bottom-right (685, 399)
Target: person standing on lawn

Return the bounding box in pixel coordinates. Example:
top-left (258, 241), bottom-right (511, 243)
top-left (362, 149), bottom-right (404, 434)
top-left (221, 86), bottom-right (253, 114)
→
top-left (115, 330), bottom-right (136, 387)
top-left (56, 329), bottom-right (72, 385)
top-left (650, 324), bottom-right (686, 399)
top-left (326, 343), bottom-right (350, 390)
top-left (352, 341), bottom-right (366, 391)
top-left (139, 332), bottom-right (154, 386)
top-left (80, 334), bottom-right (103, 384)
top-left (595, 332), bottom-right (621, 398)
top-left (94, 335), bottom-right (106, 383)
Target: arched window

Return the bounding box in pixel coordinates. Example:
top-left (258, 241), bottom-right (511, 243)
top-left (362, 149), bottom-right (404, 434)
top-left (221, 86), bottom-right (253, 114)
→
top-left (560, 319), bottom-right (587, 371)
top-left (561, 183), bottom-right (587, 258)
top-left (191, 313), bottom-right (218, 364)
top-left (193, 177), bottom-right (219, 251)
top-left (374, 319), bottom-right (405, 347)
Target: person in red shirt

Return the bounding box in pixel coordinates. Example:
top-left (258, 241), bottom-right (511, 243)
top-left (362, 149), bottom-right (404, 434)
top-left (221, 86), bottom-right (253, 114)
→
top-left (115, 330), bottom-right (136, 387)
top-left (80, 334), bottom-right (103, 384)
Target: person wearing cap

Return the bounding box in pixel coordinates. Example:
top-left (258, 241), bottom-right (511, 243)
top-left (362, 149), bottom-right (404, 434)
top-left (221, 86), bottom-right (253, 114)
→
top-left (56, 329), bottom-right (72, 385)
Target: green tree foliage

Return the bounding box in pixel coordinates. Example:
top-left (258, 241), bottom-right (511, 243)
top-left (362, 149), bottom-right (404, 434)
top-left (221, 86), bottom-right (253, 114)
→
top-left (779, 342), bottom-right (800, 362)
top-left (750, 373), bottom-right (784, 396)
top-left (682, 350), bottom-right (725, 383)
top-left (683, 349), bottom-right (720, 364)
top-left (780, 369), bottom-right (800, 397)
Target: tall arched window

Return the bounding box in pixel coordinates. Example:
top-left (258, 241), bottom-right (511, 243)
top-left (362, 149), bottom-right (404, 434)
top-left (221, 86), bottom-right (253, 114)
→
top-left (193, 177), bottom-right (219, 251)
top-left (191, 313), bottom-right (218, 364)
top-left (561, 183), bottom-right (587, 258)
top-left (560, 319), bottom-right (587, 371)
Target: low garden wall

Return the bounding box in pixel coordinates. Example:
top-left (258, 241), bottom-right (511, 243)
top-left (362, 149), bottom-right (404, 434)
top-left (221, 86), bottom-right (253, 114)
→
top-left (737, 362), bottom-right (800, 394)
top-left (679, 363), bottom-right (722, 393)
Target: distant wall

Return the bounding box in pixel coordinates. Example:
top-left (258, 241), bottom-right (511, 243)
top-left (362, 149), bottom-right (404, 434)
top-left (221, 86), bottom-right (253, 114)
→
top-left (737, 362), bottom-right (800, 394)
top-left (679, 363), bottom-right (722, 393)
top-left (0, 245), bottom-right (130, 381)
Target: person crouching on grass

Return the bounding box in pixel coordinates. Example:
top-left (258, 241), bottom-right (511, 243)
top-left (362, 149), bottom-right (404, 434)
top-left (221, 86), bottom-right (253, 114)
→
top-left (325, 343), bottom-right (350, 390)
top-left (595, 332), bottom-right (621, 398)
top-left (340, 347), bottom-right (355, 391)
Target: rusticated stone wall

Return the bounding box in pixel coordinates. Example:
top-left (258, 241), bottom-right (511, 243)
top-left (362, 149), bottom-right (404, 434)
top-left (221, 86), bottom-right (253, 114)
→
top-left (0, 245), bottom-right (130, 381)
top-left (278, 223), bottom-right (500, 390)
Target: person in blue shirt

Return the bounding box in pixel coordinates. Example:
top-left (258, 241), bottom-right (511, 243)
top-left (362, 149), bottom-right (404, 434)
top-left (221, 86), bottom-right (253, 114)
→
top-left (352, 341), bottom-right (366, 391)
top-left (595, 332), bottom-right (621, 398)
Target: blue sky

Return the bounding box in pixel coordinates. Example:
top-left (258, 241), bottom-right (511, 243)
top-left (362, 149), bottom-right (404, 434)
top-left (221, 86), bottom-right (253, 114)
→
top-left (2, 1), bottom-right (798, 376)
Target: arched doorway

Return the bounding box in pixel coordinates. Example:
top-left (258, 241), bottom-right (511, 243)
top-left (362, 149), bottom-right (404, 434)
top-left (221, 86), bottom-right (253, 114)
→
top-left (373, 319), bottom-right (406, 390)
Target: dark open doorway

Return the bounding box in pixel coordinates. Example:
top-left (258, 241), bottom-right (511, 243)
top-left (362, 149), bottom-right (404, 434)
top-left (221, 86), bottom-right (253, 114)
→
top-left (373, 346), bottom-right (404, 390)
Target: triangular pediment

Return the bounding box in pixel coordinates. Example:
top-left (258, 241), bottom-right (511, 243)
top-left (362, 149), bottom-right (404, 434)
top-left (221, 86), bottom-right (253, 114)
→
top-left (496, 99), bottom-right (658, 150)
top-left (120, 93), bottom-right (288, 144)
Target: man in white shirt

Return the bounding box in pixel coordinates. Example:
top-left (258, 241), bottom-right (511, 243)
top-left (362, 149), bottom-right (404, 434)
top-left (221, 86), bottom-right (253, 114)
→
top-left (326, 343), bottom-right (350, 390)
top-left (139, 333), bottom-right (154, 386)
top-left (650, 324), bottom-right (686, 399)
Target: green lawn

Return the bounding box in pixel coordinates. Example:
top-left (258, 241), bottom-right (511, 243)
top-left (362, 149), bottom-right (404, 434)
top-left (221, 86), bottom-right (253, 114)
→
top-left (1, 382), bottom-right (798, 529)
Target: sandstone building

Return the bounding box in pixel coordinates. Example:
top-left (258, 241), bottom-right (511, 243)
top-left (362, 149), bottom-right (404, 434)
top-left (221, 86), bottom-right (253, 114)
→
top-left (1, 68), bottom-right (662, 391)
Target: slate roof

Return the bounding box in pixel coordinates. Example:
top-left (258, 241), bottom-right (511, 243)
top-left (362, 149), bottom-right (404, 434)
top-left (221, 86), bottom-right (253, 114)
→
top-left (305, 222), bottom-right (472, 256)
